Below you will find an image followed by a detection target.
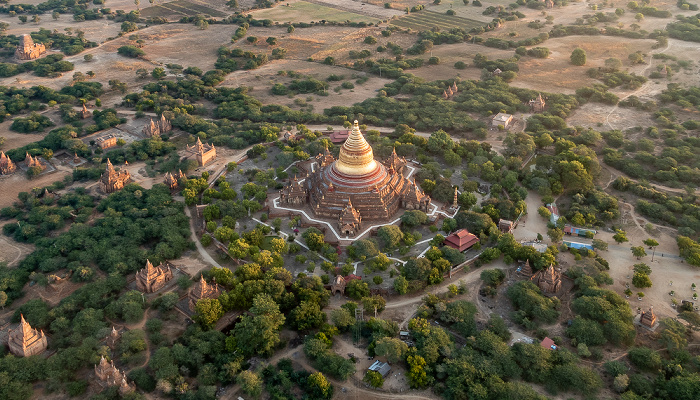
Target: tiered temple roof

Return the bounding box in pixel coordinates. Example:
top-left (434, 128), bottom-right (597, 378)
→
top-left (531, 264), bottom-right (562, 293)
top-left (444, 229), bottom-right (479, 252)
top-left (279, 175), bottom-right (307, 206)
top-left (519, 260), bottom-right (533, 277)
top-left (142, 114), bottom-right (173, 137)
top-left (297, 121), bottom-right (430, 226)
top-left (385, 147), bottom-right (407, 174)
top-left (100, 159), bottom-right (131, 193)
top-left (188, 276), bottom-right (221, 311)
top-left (338, 199), bottom-right (362, 236)
top-left (0, 151), bottom-right (17, 175)
top-left (135, 259), bottom-right (173, 293)
top-left (8, 314), bottom-right (48, 357)
top-left (316, 146), bottom-right (335, 168)
top-left (186, 137), bottom-right (216, 167)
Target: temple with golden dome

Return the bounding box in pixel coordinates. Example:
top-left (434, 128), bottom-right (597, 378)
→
top-left (279, 121), bottom-right (430, 236)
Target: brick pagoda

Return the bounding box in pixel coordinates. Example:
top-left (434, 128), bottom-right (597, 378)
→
top-left (7, 314), bottom-right (48, 357)
top-left (100, 159), bottom-right (131, 193)
top-left (278, 121), bottom-right (430, 234)
top-left (0, 151), bottom-right (16, 175)
top-left (135, 259), bottom-right (173, 293)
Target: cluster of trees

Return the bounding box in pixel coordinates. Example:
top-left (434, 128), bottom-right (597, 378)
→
top-left (377, 294), bottom-right (605, 398)
top-left (24, 28), bottom-right (97, 55)
top-left (326, 75), bottom-right (579, 132)
top-left (10, 111), bottom-right (54, 133)
top-left (0, 54), bottom-right (73, 78)
top-left (1, 187), bottom-right (94, 244)
top-left (667, 13), bottom-right (700, 42)
top-left (215, 47), bottom-right (269, 73)
top-left (2, 185), bottom-right (191, 305)
top-left (568, 272), bottom-right (636, 347)
top-left (612, 177), bottom-right (700, 235)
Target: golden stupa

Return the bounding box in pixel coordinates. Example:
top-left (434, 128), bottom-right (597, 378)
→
top-left (280, 121), bottom-right (430, 234)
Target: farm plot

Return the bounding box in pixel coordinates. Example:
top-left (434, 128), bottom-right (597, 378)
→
top-left (140, 0), bottom-right (227, 19)
top-left (390, 10), bottom-right (483, 31)
top-left (250, 1), bottom-right (381, 24)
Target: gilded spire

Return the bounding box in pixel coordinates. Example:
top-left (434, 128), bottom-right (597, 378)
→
top-left (334, 120), bottom-right (378, 176)
top-left (106, 158), bottom-right (114, 172)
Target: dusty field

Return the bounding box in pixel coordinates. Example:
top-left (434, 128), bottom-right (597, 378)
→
top-left (512, 36), bottom-right (657, 94)
top-left (407, 42), bottom-right (514, 81)
top-left (220, 59), bottom-right (394, 109)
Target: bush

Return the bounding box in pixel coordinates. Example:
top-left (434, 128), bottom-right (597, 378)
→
top-left (117, 45), bottom-right (145, 58)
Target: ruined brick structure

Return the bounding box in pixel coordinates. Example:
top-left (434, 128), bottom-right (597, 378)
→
top-left (100, 159), bottom-right (131, 193)
top-left (81, 104), bottom-right (91, 119)
top-left (142, 114), bottom-right (172, 137)
top-left (330, 275), bottom-right (346, 295)
top-left (24, 152), bottom-right (46, 172)
top-left (164, 172), bottom-right (179, 190)
top-left (528, 93), bottom-right (546, 113)
top-left (279, 121), bottom-right (429, 234)
top-left (135, 259), bottom-right (173, 293)
top-left (186, 137), bottom-right (216, 167)
top-left (640, 307), bottom-right (657, 327)
top-left (95, 356), bottom-right (135, 394)
top-left (188, 276), bottom-right (221, 311)
top-left (0, 151), bottom-right (17, 175)
top-left (15, 34), bottom-right (46, 60)
top-left (7, 314), bottom-right (48, 357)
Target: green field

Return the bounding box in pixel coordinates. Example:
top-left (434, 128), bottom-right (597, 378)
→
top-left (250, 1), bottom-right (380, 24)
top-left (140, 0), bottom-right (227, 19)
top-left (391, 10), bottom-right (484, 31)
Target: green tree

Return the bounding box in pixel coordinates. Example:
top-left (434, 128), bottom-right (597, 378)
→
top-left (237, 370), bottom-right (262, 398)
top-left (632, 272), bottom-right (652, 288)
top-left (547, 227), bottom-right (564, 243)
top-left (330, 308), bottom-right (355, 331)
top-left (427, 130), bottom-right (454, 153)
top-left (592, 239), bottom-right (608, 251)
top-left (377, 225), bottom-right (403, 248)
top-left (307, 372), bottom-right (333, 399)
top-left (374, 337), bottom-right (408, 363)
top-left (0, 291), bottom-right (6, 309)
top-left (151, 67), bottom-right (166, 79)
top-left (393, 275), bottom-right (409, 294)
top-left (631, 246), bottom-right (646, 259)
top-left (289, 300), bottom-right (326, 331)
top-left (346, 279), bottom-right (370, 299)
top-left (363, 370), bottom-right (384, 388)
top-left (193, 298), bottom-right (223, 328)
top-left (570, 48), bottom-right (587, 66)
top-left (228, 294), bottom-right (285, 357)
top-left (406, 355), bottom-right (432, 388)
top-left (613, 229), bottom-right (628, 244)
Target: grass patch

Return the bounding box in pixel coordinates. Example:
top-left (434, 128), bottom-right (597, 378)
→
top-left (250, 1), bottom-right (380, 24)
top-left (172, 0), bottom-right (227, 17)
top-left (391, 10), bottom-right (483, 31)
top-left (140, 0), bottom-right (226, 19)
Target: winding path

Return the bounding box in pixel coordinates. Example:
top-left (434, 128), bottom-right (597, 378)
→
top-left (183, 204), bottom-right (223, 269)
top-left (605, 41), bottom-right (672, 131)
